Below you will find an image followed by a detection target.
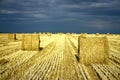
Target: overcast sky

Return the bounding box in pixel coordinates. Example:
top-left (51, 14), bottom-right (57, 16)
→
top-left (0, 0), bottom-right (120, 33)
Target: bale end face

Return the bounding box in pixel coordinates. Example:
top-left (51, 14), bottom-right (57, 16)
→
top-left (22, 34), bottom-right (40, 51)
top-left (22, 34), bottom-right (32, 50)
top-left (31, 34), bottom-right (40, 50)
top-left (8, 34), bottom-right (16, 41)
top-left (78, 36), bottom-right (109, 65)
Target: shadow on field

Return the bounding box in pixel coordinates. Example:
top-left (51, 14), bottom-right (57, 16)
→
top-left (0, 58), bottom-right (9, 66)
top-left (39, 47), bottom-right (43, 50)
top-left (75, 54), bottom-right (79, 62)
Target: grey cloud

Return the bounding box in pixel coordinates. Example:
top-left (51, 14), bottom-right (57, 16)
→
top-left (0, 0), bottom-right (120, 23)
top-left (0, 10), bottom-right (20, 14)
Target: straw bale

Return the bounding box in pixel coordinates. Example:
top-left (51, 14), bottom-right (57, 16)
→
top-left (22, 34), bottom-right (40, 51)
top-left (8, 34), bottom-right (16, 40)
top-left (78, 36), bottom-right (109, 64)
top-left (96, 33), bottom-right (100, 36)
top-left (16, 34), bottom-right (23, 40)
top-left (31, 34), bottom-right (40, 50)
top-left (22, 34), bottom-right (32, 50)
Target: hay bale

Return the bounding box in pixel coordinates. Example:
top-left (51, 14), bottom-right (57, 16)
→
top-left (107, 33), bottom-right (110, 36)
top-left (31, 34), bottom-right (40, 50)
top-left (16, 34), bottom-right (23, 40)
top-left (96, 33), bottom-right (100, 36)
top-left (22, 34), bottom-right (32, 50)
top-left (78, 36), bottom-right (109, 64)
top-left (22, 34), bottom-right (40, 51)
top-left (8, 34), bottom-right (16, 40)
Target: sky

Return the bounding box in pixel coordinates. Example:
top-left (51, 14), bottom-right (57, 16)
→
top-left (0, 0), bottom-right (120, 33)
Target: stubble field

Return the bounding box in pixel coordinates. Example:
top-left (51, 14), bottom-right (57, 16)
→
top-left (0, 33), bottom-right (120, 80)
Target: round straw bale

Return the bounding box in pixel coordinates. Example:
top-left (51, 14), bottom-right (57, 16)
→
top-left (22, 34), bottom-right (40, 51)
top-left (78, 36), bottom-right (109, 64)
top-left (8, 34), bottom-right (16, 41)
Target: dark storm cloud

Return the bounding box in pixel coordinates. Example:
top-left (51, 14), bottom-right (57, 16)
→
top-left (0, 0), bottom-right (120, 33)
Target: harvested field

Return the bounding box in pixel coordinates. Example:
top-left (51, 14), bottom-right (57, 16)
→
top-left (0, 33), bottom-right (120, 80)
